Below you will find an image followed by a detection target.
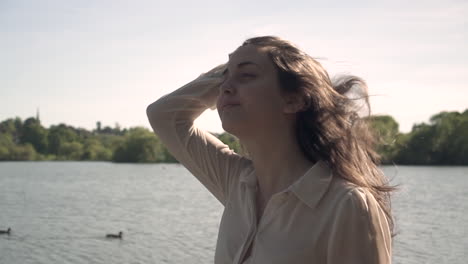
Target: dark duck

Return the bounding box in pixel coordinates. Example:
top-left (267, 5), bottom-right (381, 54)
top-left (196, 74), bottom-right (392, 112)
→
top-left (106, 231), bottom-right (122, 239)
top-left (0, 228), bottom-right (11, 235)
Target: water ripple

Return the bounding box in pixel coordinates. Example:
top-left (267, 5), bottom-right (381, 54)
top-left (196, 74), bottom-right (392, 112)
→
top-left (0, 162), bottom-right (467, 263)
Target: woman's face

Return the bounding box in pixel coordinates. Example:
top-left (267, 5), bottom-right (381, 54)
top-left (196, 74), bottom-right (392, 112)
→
top-left (216, 45), bottom-right (288, 139)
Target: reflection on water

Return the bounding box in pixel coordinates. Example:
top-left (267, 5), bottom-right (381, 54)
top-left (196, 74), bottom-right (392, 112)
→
top-left (0, 162), bottom-right (467, 263)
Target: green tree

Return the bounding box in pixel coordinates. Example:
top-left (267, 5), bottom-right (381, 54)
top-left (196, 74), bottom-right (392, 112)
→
top-left (10, 143), bottom-right (37, 161)
top-left (161, 147), bottom-right (177, 163)
top-left (428, 111), bottom-right (462, 164)
top-left (0, 117), bottom-right (23, 144)
top-left (20, 117), bottom-right (48, 154)
top-left (0, 131), bottom-right (37, 161)
top-left (82, 138), bottom-right (112, 160)
top-left (112, 127), bottom-right (164, 163)
top-left (369, 115), bottom-right (400, 164)
top-left (48, 124), bottom-right (78, 155)
top-left (2, 110), bottom-right (465, 164)
top-left (393, 110), bottom-right (468, 165)
top-left (395, 123), bottom-right (437, 165)
top-left (217, 132), bottom-right (243, 154)
top-left (448, 110), bottom-right (468, 164)
top-left (97, 134), bottom-right (125, 154)
top-left (0, 133), bottom-right (14, 160)
top-left (430, 111), bottom-right (468, 165)
top-left (58, 142), bottom-right (84, 160)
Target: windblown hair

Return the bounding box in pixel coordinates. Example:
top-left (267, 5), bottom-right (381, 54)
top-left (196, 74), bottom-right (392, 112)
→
top-left (242, 36), bottom-right (396, 235)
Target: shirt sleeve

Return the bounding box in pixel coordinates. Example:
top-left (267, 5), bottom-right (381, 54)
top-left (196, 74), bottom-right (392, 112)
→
top-left (326, 188), bottom-right (392, 264)
top-left (146, 67), bottom-right (249, 206)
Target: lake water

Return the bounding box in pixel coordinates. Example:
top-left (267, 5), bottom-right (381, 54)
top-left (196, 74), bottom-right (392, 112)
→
top-left (0, 162), bottom-right (467, 264)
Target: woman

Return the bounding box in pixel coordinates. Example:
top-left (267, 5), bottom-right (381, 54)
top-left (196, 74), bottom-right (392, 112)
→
top-left (147, 36), bottom-right (394, 263)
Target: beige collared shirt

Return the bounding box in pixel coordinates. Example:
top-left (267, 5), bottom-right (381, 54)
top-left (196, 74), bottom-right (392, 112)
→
top-left (147, 73), bottom-right (392, 264)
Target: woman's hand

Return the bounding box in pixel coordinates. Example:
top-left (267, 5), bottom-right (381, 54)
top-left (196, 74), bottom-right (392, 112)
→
top-left (194, 63), bottom-right (227, 110)
top-left (199, 63), bottom-right (227, 79)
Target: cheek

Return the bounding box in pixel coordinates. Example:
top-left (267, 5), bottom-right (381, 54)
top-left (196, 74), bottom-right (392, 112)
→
top-left (215, 97), bottom-right (222, 110)
top-left (240, 83), bottom-right (284, 116)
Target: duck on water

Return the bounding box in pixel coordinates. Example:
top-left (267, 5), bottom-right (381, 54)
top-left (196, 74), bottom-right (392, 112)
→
top-left (106, 231), bottom-right (122, 239)
top-left (0, 228), bottom-right (11, 235)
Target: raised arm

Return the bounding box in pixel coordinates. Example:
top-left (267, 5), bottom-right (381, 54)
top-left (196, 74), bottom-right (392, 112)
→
top-left (146, 64), bottom-right (249, 205)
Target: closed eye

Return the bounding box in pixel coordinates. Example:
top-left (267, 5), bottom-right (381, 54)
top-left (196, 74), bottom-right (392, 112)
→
top-left (220, 71), bottom-right (256, 85)
top-left (240, 73), bottom-right (256, 78)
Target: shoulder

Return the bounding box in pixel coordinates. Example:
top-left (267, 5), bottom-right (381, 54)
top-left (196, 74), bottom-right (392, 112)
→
top-left (327, 179), bottom-right (392, 241)
top-left (335, 182), bottom-right (382, 219)
top-left (321, 178), bottom-right (389, 231)
top-left (326, 177), bottom-right (375, 211)
top-left (324, 182), bottom-right (393, 263)
top-left (340, 186), bottom-right (374, 213)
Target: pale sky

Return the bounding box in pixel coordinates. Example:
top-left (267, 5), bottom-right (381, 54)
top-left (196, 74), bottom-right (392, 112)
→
top-left (1, 0), bottom-right (467, 133)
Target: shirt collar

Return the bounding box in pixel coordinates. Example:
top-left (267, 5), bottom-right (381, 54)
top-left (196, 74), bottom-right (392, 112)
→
top-left (240, 160), bottom-right (333, 209)
top-left (288, 160), bottom-right (333, 209)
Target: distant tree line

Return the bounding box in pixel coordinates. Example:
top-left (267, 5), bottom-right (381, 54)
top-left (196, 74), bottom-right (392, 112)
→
top-left (370, 110), bottom-right (468, 165)
top-left (0, 109), bottom-right (467, 165)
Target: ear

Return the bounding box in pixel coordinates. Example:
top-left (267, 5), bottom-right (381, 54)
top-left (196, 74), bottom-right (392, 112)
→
top-left (282, 93), bottom-right (305, 114)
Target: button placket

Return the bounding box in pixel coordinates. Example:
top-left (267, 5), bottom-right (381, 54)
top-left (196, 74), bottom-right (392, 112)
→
top-left (236, 184), bottom-right (259, 264)
top-left (257, 191), bottom-right (290, 234)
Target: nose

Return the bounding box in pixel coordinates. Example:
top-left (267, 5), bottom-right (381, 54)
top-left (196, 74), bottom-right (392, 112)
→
top-left (219, 78), bottom-right (234, 95)
top-left (219, 81), bottom-right (234, 95)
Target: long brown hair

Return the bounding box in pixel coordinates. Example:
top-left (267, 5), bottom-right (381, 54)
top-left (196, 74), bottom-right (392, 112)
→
top-left (242, 36), bottom-right (396, 234)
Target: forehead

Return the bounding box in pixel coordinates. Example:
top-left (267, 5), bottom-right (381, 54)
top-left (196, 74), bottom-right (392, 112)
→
top-left (228, 45), bottom-right (274, 70)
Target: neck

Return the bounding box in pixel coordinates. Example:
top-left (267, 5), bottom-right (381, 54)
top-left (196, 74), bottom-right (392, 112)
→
top-left (241, 122), bottom-right (315, 205)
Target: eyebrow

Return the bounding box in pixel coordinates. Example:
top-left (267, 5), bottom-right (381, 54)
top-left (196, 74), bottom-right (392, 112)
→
top-left (223, 61), bottom-right (259, 75)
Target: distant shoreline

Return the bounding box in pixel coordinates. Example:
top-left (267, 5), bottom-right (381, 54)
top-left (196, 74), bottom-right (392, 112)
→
top-left (1, 109), bottom-right (467, 165)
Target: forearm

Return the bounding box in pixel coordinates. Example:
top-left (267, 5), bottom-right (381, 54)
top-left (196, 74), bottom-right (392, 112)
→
top-left (146, 64), bottom-right (225, 130)
top-left (145, 64), bottom-right (242, 205)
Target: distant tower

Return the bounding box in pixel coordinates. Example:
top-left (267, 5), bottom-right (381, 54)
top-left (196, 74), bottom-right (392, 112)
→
top-left (36, 107), bottom-right (40, 124)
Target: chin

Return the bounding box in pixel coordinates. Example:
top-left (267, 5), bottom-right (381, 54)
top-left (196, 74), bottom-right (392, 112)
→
top-left (220, 119), bottom-right (244, 138)
top-left (218, 108), bottom-right (248, 138)
top-left (221, 121), bottom-right (236, 135)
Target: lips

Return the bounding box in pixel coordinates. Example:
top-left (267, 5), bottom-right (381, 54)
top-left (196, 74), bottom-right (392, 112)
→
top-left (218, 98), bottom-right (241, 111)
top-left (222, 103), bottom-right (240, 110)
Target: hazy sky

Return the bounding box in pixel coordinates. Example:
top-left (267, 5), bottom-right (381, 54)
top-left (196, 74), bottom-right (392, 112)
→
top-left (1, 0), bottom-right (467, 133)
